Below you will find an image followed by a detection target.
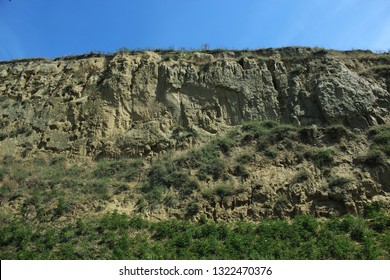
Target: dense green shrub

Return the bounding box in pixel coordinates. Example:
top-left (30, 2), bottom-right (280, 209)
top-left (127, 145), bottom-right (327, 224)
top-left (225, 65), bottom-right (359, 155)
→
top-left (1, 213), bottom-right (389, 260)
top-left (186, 202), bottom-right (200, 217)
top-left (123, 158), bottom-right (144, 180)
top-left (350, 218), bottom-right (371, 242)
top-left (364, 202), bottom-right (390, 233)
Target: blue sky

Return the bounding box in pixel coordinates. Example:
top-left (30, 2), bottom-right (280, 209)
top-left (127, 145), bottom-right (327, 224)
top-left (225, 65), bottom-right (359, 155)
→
top-left (0, 0), bottom-right (389, 60)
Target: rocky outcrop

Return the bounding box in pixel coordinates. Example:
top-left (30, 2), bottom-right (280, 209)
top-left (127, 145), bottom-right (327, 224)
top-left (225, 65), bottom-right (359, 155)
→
top-left (0, 48), bottom-right (389, 158)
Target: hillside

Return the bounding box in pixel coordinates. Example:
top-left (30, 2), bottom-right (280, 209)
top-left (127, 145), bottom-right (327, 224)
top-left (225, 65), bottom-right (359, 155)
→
top-left (0, 48), bottom-right (389, 259)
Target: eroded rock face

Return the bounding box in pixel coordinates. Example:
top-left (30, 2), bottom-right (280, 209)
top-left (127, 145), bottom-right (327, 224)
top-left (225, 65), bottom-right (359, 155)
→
top-left (0, 48), bottom-right (389, 158)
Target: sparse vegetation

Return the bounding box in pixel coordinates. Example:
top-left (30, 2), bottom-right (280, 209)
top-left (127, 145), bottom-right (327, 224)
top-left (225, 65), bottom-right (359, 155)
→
top-left (292, 169), bottom-right (310, 183)
top-left (236, 152), bottom-right (254, 164)
top-left (358, 149), bottom-right (386, 166)
top-left (369, 125), bottom-right (390, 155)
top-left (1, 121), bottom-right (390, 259)
top-left (304, 147), bottom-right (335, 166)
top-left (328, 176), bottom-right (351, 188)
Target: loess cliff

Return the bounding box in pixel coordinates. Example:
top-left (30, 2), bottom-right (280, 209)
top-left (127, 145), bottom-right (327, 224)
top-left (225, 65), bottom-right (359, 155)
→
top-left (0, 47), bottom-right (389, 158)
top-left (0, 47), bottom-right (390, 223)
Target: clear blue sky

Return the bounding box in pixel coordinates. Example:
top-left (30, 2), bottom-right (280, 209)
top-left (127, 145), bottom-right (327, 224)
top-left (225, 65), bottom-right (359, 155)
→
top-left (1, 0), bottom-right (389, 60)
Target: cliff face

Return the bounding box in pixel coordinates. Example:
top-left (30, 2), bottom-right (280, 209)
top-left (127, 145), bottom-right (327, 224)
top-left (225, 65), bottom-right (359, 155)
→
top-left (0, 47), bottom-right (389, 158)
top-left (1, 48), bottom-right (390, 222)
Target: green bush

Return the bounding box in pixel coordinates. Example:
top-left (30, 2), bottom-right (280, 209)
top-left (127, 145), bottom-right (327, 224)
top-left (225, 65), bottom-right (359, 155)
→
top-left (0, 166), bottom-right (8, 180)
top-left (304, 147), bottom-right (334, 166)
top-left (195, 170), bottom-right (208, 181)
top-left (215, 183), bottom-right (235, 197)
top-left (123, 158), bottom-right (144, 181)
top-left (186, 202), bottom-right (200, 217)
top-left (264, 148), bottom-right (278, 159)
top-left (361, 149), bottom-right (386, 166)
top-left (241, 121), bottom-right (271, 139)
top-left (293, 215), bottom-right (318, 240)
top-left (142, 159), bottom-right (199, 202)
top-left (350, 218), bottom-right (370, 242)
top-left (368, 125), bottom-right (390, 155)
top-left (88, 178), bottom-right (110, 198)
top-left (364, 202), bottom-right (390, 233)
top-left (339, 215), bottom-right (356, 232)
top-left (232, 164), bottom-right (250, 180)
top-left (93, 158), bottom-right (143, 180)
top-left (269, 124), bottom-right (297, 142)
top-left (324, 124), bottom-right (351, 142)
top-left (292, 169), bottom-right (310, 183)
top-left (197, 157), bottom-right (226, 181)
top-left (236, 153), bottom-right (254, 164)
top-left (365, 201), bottom-right (384, 218)
top-left (54, 197), bottom-right (71, 217)
top-left (210, 137), bottom-right (234, 155)
top-left (10, 167), bottom-right (31, 183)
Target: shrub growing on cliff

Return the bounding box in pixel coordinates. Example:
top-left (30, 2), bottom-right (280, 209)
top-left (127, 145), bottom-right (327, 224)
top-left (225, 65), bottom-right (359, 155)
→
top-left (304, 147), bottom-right (335, 166)
top-left (358, 149), bottom-right (386, 166)
top-left (0, 166), bottom-right (7, 180)
top-left (236, 153), bottom-right (254, 164)
top-left (231, 164), bottom-right (250, 180)
top-left (188, 144), bottom-right (227, 181)
top-left (186, 202), bottom-right (200, 218)
top-left (142, 159), bottom-right (199, 202)
top-left (292, 169), bottom-right (310, 183)
top-left (324, 124), bottom-right (352, 142)
top-left (210, 137), bottom-right (234, 155)
top-left (368, 125), bottom-right (390, 155)
top-left (93, 158), bottom-right (143, 180)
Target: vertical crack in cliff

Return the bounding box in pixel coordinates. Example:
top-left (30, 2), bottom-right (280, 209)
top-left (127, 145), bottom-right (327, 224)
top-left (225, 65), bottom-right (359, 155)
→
top-left (128, 61), bottom-right (143, 124)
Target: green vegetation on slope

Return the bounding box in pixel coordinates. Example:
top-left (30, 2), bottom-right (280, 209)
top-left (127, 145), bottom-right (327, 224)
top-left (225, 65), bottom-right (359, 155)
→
top-left (1, 121), bottom-right (389, 259)
top-left (1, 209), bottom-right (389, 260)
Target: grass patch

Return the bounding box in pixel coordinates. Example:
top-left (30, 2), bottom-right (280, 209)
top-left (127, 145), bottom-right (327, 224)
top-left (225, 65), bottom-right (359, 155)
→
top-left (357, 149), bottom-right (386, 166)
top-left (235, 153), bottom-right (254, 164)
top-left (304, 147), bottom-right (335, 167)
top-left (368, 125), bottom-right (390, 155)
top-left (142, 158), bottom-right (199, 203)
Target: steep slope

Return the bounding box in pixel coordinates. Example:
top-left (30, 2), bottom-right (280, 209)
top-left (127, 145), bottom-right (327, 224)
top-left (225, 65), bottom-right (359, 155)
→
top-left (1, 48), bottom-right (390, 259)
top-left (0, 48), bottom-right (389, 159)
